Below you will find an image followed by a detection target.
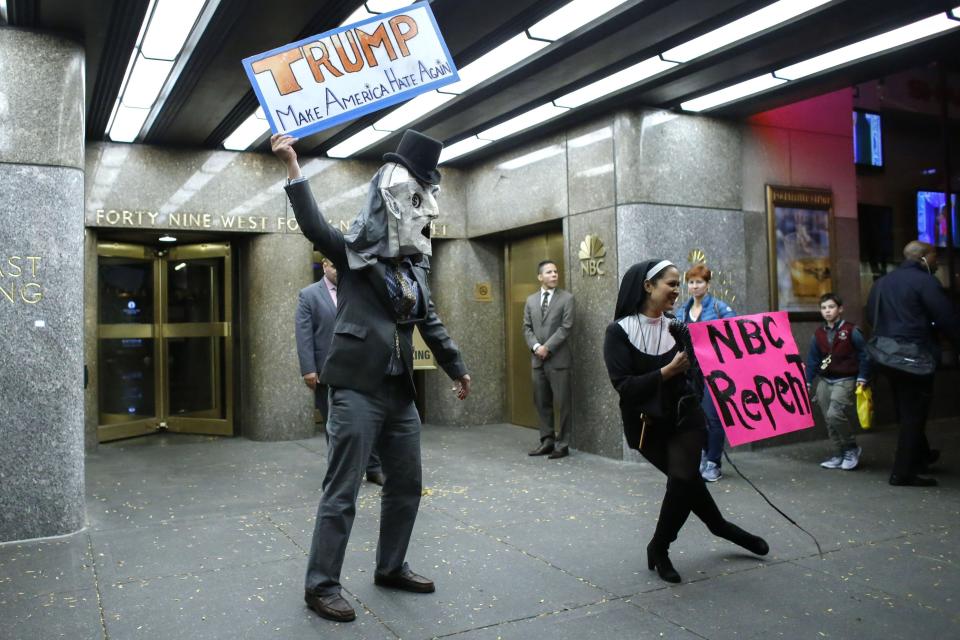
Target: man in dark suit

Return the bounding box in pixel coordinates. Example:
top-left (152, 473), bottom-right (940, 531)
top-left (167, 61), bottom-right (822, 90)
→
top-left (522, 260), bottom-right (575, 458)
top-left (295, 256), bottom-right (384, 485)
top-left (273, 130), bottom-right (471, 624)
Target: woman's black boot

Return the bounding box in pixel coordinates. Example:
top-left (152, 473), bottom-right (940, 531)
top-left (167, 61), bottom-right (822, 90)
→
top-left (718, 522), bottom-right (769, 556)
top-left (647, 543), bottom-right (682, 583)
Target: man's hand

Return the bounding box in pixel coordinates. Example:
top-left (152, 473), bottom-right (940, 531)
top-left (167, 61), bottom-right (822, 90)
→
top-left (534, 345), bottom-right (550, 360)
top-left (271, 134), bottom-right (302, 180)
top-left (452, 374), bottom-right (472, 400)
top-left (303, 372), bottom-right (318, 390)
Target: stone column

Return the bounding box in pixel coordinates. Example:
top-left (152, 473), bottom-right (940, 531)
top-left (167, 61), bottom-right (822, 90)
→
top-left (0, 30), bottom-right (86, 541)
top-left (241, 232), bottom-right (315, 440)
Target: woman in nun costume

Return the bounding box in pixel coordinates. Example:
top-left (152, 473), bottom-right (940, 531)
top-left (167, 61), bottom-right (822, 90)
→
top-left (603, 259), bottom-right (769, 583)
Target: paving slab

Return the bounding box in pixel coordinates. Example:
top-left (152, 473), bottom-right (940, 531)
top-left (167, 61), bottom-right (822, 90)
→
top-left (0, 532), bottom-right (95, 598)
top-left (98, 557), bottom-right (394, 640)
top-left (0, 588), bottom-right (104, 640)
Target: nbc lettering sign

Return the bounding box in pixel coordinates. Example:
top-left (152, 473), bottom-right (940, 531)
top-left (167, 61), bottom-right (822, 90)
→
top-left (242, 2), bottom-right (458, 138)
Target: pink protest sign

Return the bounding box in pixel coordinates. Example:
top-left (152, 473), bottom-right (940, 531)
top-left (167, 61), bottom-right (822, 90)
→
top-left (688, 311), bottom-right (814, 446)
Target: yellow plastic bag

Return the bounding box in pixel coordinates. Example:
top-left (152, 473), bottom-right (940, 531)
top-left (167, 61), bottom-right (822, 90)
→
top-left (856, 385), bottom-right (873, 430)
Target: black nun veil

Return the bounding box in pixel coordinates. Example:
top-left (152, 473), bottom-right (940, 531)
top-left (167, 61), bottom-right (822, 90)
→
top-left (614, 259), bottom-right (666, 321)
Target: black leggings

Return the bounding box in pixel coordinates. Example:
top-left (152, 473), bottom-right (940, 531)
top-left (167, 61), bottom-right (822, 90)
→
top-left (641, 426), bottom-right (727, 547)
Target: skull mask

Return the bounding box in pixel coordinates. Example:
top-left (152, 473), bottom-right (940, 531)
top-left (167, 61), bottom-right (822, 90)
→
top-left (381, 163), bottom-right (439, 257)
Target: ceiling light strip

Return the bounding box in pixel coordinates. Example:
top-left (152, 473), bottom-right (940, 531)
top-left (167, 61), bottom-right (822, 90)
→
top-left (681, 7), bottom-right (960, 112)
top-left (107, 0), bottom-right (213, 143)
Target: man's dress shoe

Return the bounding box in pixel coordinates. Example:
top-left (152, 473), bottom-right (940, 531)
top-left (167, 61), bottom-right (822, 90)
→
top-left (374, 567), bottom-right (435, 593)
top-left (548, 447), bottom-right (569, 459)
top-left (528, 441), bottom-right (555, 456)
top-left (889, 475), bottom-right (938, 487)
top-left (366, 470), bottom-right (386, 486)
top-left (304, 591), bottom-right (356, 622)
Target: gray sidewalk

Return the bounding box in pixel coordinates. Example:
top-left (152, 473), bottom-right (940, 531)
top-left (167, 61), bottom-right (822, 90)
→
top-left (2, 419), bottom-right (958, 639)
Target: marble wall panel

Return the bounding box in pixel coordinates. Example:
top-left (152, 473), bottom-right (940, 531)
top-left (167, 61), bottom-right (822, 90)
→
top-left (0, 164), bottom-right (85, 541)
top-left (567, 118), bottom-right (616, 216)
top-left (435, 166), bottom-right (468, 238)
top-left (566, 208), bottom-right (621, 458)
top-left (617, 203), bottom-right (748, 313)
top-left (615, 110), bottom-right (742, 210)
top-left (0, 30), bottom-right (84, 170)
top-left (241, 234), bottom-right (315, 440)
top-left (740, 125), bottom-right (791, 214)
top-left (742, 210), bottom-right (771, 316)
top-left (788, 132), bottom-right (857, 219)
top-left (465, 135), bottom-right (568, 237)
top-left (423, 239), bottom-right (505, 426)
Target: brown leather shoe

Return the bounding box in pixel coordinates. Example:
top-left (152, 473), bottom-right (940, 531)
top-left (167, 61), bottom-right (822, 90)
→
top-left (548, 447), bottom-right (569, 459)
top-left (304, 591), bottom-right (356, 622)
top-left (528, 440), bottom-right (555, 456)
top-left (374, 566), bottom-right (435, 593)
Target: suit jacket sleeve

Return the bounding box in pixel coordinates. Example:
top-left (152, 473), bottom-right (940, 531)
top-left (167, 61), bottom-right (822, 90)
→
top-left (544, 293), bottom-right (574, 353)
top-left (522, 296), bottom-right (537, 351)
top-left (284, 179), bottom-right (348, 269)
top-left (418, 299), bottom-right (468, 380)
top-left (295, 290), bottom-right (316, 376)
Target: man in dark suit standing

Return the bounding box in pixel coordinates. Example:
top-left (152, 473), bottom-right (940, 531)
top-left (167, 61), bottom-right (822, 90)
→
top-left (295, 256), bottom-right (385, 485)
top-left (522, 260), bottom-right (575, 458)
top-left (273, 130), bottom-right (471, 624)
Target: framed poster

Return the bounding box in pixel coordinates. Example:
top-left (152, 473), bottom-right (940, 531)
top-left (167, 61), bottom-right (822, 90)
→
top-left (766, 186), bottom-right (834, 317)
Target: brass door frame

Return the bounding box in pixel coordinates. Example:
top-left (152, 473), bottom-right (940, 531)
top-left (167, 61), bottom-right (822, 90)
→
top-left (96, 241), bottom-right (234, 442)
top-left (504, 231), bottom-right (566, 429)
top-left (162, 242), bottom-right (233, 435)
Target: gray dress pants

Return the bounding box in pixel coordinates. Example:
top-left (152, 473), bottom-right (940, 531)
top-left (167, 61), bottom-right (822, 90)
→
top-left (532, 365), bottom-right (571, 449)
top-left (305, 375), bottom-right (422, 596)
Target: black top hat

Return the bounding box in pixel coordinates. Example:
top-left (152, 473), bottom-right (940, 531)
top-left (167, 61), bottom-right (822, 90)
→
top-left (383, 129), bottom-right (443, 185)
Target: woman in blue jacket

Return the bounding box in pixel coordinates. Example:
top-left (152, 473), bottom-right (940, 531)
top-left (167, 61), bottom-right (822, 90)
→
top-left (680, 264), bottom-right (735, 482)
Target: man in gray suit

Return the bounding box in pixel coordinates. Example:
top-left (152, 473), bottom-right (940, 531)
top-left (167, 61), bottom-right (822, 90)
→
top-left (522, 260), bottom-right (575, 458)
top-left (295, 256), bottom-right (384, 485)
top-left (274, 130), bottom-right (471, 624)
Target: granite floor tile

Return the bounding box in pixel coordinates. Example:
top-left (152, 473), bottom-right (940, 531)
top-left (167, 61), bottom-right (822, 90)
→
top-left (0, 533), bottom-right (95, 598)
top-left (0, 588), bottom-right (104, 640)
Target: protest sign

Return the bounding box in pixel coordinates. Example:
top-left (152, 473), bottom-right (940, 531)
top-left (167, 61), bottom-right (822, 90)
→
top-left (688, 311), bottom-right (814, 446)
top-left (242, 1), bottom-right (458, 138)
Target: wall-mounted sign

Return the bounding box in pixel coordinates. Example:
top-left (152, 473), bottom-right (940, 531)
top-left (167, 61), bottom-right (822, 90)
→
top-left (0, 255), bottom-right (43, 304)
top-left (242, 1), bottom-right (459, 138)
top-left (578, 234), bottom-right (606, 277)
top-left (473, 282), bottom-right (493, 302)
top-left (90, 208), bottom-right (448, 238)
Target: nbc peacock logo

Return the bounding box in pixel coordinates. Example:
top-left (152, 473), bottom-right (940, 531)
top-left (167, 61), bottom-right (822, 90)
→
top-left (578, 235), bottom-right (606, 277)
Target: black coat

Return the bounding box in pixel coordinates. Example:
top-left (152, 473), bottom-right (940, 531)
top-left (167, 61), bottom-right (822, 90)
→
top-left (865, 260), bottom-right (960, 358)
top-left (285, 179), bottom-right (467, 395)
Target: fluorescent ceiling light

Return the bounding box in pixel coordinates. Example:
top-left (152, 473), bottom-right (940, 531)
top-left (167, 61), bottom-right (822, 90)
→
top-left (478, 103), bottom-right (569, 141)
top-left (527, 0), bottom-right (627, 41)
top-left (141, 0), bottom-right (206, 60)
top-left (327, 127), bottom-right (393, 158)
top-left (680, 74), bottom-right (786, 112)
top-left (375, 91), bottom-right (457, 131)
top-left (443, 34), bottom-right (548, 95)
top-left (775, 10), bottom-right (960, 80)
top-left (109, 105), bottom-right (152, 142)
top-left (222, 109), bottom-right (270, 151)
top-left (554, 56), bottom-right (676, 108)
top-left (662, 0), bottom-right (833, 63)
top-left (439, 137), bottom-right (492, 163)
top-left (122, 55), bottom-right (174, 108)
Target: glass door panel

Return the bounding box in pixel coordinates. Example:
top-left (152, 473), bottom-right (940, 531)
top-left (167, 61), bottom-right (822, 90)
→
top-left (161, 243), bottom-right (233, 435)
top-left (96, 244), bottom-right (161, 441)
